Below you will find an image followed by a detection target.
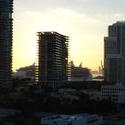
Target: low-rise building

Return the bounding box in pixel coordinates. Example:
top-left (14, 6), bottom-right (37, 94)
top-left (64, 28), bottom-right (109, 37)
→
top-left (101, 83), bottom-right (125, 104)
top-left (80, 89), bottom-right (101, 101)
top-left (41, 113), bottom-right (102, 125)
top-left (13, 64), bottom-right (35, 80)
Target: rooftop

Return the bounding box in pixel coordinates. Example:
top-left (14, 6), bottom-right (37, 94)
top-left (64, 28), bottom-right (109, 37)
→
top-left (41, 113), bottom-right (97, 121)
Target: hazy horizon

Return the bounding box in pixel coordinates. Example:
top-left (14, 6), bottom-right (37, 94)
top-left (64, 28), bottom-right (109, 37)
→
top-left (13, 0), bottom-right (125, 71)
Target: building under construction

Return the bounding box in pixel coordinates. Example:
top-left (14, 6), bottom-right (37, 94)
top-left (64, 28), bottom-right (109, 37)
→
top-left (0, 0), bottom-right (13, 84)
top-left (36, 32), bottom-right (70, 85)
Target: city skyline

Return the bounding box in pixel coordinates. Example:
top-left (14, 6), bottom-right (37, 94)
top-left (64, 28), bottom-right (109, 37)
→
top-left (13, 0), bottom-right (125, 71)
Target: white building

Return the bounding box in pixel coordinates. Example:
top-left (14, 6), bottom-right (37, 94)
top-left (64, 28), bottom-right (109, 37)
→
top-left (13, 71), bottom-right (26, 78)
top-left (71, 75), bottom-right (92, 82)
top-left (13, 64), bottom-right (35, 80)
top-left (41, 114), bottom-right (102, 125)
top-left (101, 83), bottom-right (125, 104)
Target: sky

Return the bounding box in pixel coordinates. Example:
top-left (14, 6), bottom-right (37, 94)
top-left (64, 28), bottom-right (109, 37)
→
top-left (13, 0), bottom-right (125, 71)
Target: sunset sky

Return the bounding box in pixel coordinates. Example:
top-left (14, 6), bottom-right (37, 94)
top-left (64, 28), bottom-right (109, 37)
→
top-left (13, 0), bottom-right (125, 71)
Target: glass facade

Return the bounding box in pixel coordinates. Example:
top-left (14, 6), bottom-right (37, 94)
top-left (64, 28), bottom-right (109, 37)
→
top-left (0, 0), bottom-right (13, 84)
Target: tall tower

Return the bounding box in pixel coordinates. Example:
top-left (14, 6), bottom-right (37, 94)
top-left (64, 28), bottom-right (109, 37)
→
top-left (36, 32), bottom-right (70, 84)
top-left (0, 0), bottom-right (13, 84)
top-left (104, 21), bottom-right (125, 82)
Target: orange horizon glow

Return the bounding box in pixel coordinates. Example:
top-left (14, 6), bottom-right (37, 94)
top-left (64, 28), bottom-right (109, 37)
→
top-left (13, 0), bottom-right (125, 72)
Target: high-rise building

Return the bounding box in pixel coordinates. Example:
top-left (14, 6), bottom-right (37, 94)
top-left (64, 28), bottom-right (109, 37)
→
top-left (104, 21), bottom-right (125, 82)
top-left (36, 32), bottom-right (70, 84)
top-left (0, 0), bottom-right (13, 84)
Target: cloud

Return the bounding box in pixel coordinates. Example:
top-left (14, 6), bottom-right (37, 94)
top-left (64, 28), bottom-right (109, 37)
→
top-left (13, 0), bottom-right (125, 70)
top-left (15, 0), bottom-right (125, 15)
top-left (13, 7), bottom-right (105, 69)
top-left (23, 8), bottom-right (103, 34)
